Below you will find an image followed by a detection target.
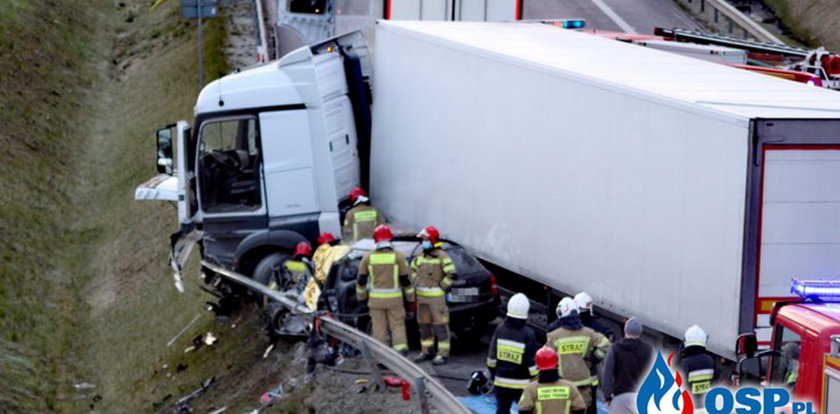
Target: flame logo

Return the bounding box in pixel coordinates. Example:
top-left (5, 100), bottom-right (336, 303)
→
top-left (636, 352), bottom-right (694, 414)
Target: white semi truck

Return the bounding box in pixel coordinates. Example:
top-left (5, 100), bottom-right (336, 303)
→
top-left (137, 21), bottom-right (840, 364)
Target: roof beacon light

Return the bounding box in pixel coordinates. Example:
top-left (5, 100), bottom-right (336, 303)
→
top-left (791, 278), bottom-right (840, 301)
top-left (549, 19), bottom-right (586, 30)
top-left (562, 19), bottom-right (586, 29)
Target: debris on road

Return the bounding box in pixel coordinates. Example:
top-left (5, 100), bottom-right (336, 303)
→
top-left (259, 382), bottom-right (285, 405)
top-left (74, 382), bottom-right (96, 391)
top-left (156, 377), bottom-right (216, 414)
top-left (262, 343), bottom-right (274, 359)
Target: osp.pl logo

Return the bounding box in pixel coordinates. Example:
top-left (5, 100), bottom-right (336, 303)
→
top-left (636, 351), bottom-right (817, 414)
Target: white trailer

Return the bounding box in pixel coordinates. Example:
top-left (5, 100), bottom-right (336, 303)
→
top-left (368, 21), bottom-right (840, 358)
top-left (139, 21), bottom-right (840, 360)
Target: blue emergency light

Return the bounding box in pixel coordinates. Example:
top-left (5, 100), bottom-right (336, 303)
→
top-left (562, 19), bottom-right (586, 29)
top-left (791, 278), bottom-right (840, 300)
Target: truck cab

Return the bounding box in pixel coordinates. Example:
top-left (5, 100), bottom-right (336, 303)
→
top-left (136, 32), bottom-right (371, 282)
top-left (739, 279), bottom-right (840, 412)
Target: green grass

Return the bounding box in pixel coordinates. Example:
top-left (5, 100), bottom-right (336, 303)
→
top-left (763, 0), bottom-right (817, 47)
top-left (0, 0), bottom-right (232, 411)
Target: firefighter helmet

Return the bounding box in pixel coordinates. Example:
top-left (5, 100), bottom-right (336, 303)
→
top-left (467, 370), bottom-right (492, 395)
top-left (317, 232), bottom-right (336, 245)
top-left (574, 292), bottom-right (593, 312)
top-left (294, 242), bottom-right (312, 257)
top-left (507, 293), bottom-right (530, 319)
top-left (556, 296), bottom-right (578, 318)
top-left (373, 225), bottom-right (393, 242)
top-left (416, 226), bottom-right (440, 243)
top-left (684, 325), bottom-right (707, 348)
top-left (349, 187), bottom-right (367, 203)
top-left (535, 346), bottom-right (559, 371)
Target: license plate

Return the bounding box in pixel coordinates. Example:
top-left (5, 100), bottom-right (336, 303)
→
top-left (447, 287), bottom-right (479, 303)
top-left (452, 287), bottom-right (478, 296)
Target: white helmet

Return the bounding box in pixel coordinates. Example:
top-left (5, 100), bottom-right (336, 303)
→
top-left (574, 292), bottom-right (593, 314)
top-left (507, 293), bottom-right (530, 319)
top-left (556, 296), bottom-right (578, 318)
top-left (684, 325), bottom-right (707, 348)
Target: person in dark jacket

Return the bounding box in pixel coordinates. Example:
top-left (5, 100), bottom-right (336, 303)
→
top-left (678, 325), bottom-right (718, 409)
top-left (602, 317), bottom-right (654, 414)
top-left (487, 293), bottom-right (539, 414)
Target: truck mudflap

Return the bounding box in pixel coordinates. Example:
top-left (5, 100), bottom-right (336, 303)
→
top-left (169, 224), bottom-right (203, 292)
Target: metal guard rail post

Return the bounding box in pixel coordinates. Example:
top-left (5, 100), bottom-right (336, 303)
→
top-left (202, 261), bottom-right (471, 414)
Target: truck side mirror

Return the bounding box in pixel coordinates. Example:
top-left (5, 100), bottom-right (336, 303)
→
top-left (736, 332), bottom-right (758, 357)
top-left (156, 127), bottom-right (173, 175)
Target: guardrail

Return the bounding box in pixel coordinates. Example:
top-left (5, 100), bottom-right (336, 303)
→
top-left (202, 261), bottom-right (471, 414)
top-left (674, 0), bottom-right (784, 44)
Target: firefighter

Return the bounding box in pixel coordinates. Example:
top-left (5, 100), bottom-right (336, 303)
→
top-left (264, 242), bottom-right (314, 337)
top-left (356, 225), bottom-right (415, 355)
top-left (546, 297), bottom-right (610, 414)
top-left (678, 325), bottom-right (718, 409)
top-left (267, 241), bottom-right (314, 302)
top-left (411, 226), bottom-right (457, 365)
top-left (487, 293), bottom-right (539, 414)
top-left (518, 346), bottom-right (587, 414)
top-left (342, 187), bottom-right (385, 243)
top-left (304, 233), bottom-right (350, 311)
top-left (574, 292), bottom-right (616, 340)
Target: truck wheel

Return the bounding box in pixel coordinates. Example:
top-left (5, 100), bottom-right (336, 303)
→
top-left (253, 252), bottom-right (289, 302)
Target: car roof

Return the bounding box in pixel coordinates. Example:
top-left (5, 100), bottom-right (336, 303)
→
top-left (345, 239), bottom-right (459, 260)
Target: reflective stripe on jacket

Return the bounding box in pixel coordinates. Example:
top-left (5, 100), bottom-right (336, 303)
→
top-left (410, 248), bottom-right (456, 301)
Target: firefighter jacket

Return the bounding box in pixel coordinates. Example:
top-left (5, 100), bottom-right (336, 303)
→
top-left (487, 317), bottom-right (539, 390)
top-left (546, 316), bottom-right (610, 388)
top-left (410, 246), bottom-right (456, 305)
top-left (342, 204), bottom-right (384, 242)
top-left (356, 247), bottom-right (415, 308)
top-left (305, 244), bottom-right (351, 311)
top-left (270, 256), bottom-right (313, 295)
top-left (518, 371), bottom-right (587, 414)
top-left (678, 346), bottom-right (718, 408)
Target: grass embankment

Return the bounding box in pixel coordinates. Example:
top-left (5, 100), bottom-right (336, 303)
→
top-left (0, 0), bottom-right (108, 410)
top-left (0, 0), bottom-right (231, 411)
top-left (763, 0), bottom-right (840, 50)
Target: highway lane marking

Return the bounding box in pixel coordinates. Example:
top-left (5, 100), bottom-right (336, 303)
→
top-left (589, 0), bottom-right (638, 34)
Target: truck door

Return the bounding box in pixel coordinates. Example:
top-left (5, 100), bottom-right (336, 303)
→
top-left (196, 116), bottom-right (267, 267)
top-left (752, 120), bottom-right (840, 345)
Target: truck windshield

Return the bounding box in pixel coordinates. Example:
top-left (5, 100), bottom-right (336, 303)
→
top-left (197, 117), bottom-right (262, 214)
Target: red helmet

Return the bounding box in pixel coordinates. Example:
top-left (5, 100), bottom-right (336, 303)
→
top-left (535, 346), bottom-right (558, 371)
top-left (317, 232), bottom-right (336, 245)
top-left (373, 225), bottom-right (393, 242)
top-left (417, 226), bottom-right (440, 243)
top-left (349, 187), bottom-right (367, 203)
top-left (294, 241), bottom-right (312, 257)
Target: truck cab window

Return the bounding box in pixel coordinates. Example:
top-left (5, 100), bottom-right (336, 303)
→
top-left (769, 324), bottom-right (802, 389)
top-left (198, 117), bottom-right (262, 213)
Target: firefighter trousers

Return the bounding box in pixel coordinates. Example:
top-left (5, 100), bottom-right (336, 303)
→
top-left (369, 302), bottom-right (408, 352)
top-left (418, 301), bottom-right (450, 357)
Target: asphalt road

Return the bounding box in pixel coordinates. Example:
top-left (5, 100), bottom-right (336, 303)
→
top-left (523, 0), bottom-right (701, 35)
